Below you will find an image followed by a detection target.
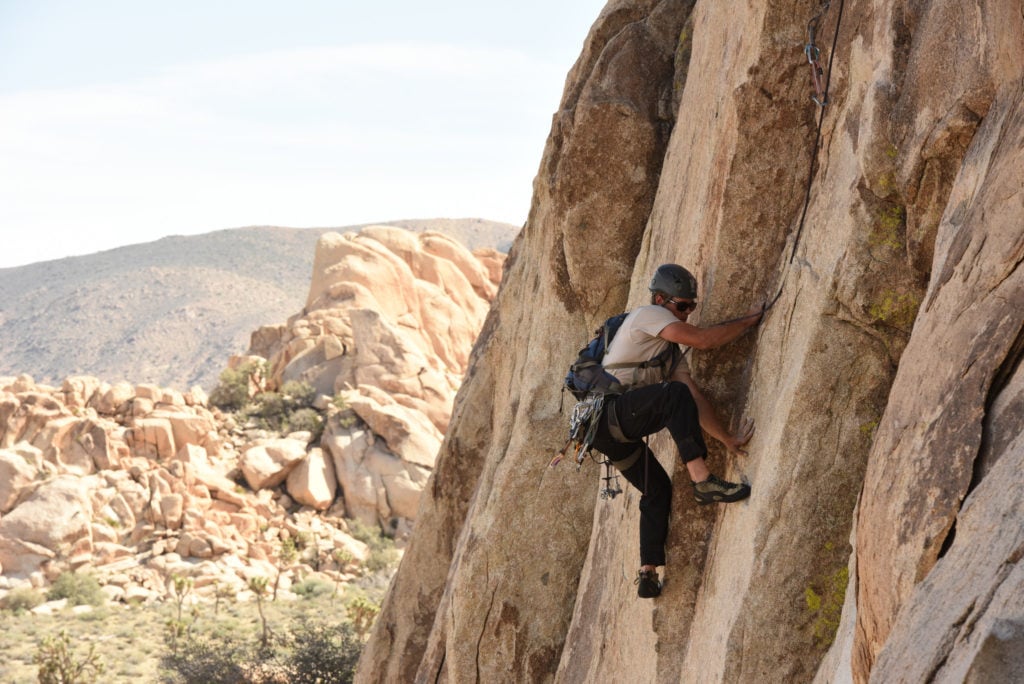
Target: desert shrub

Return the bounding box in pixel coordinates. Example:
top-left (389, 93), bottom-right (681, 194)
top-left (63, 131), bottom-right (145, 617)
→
top-left (162, 616), bottom-right (361, 684)
top-left (161, 633), bottom-right (249, 684)
top-left (281, 380), bottom-right (317, 408)
top-left (244, 391), bottom-right (286, 429)
top-left (332, 394), bottom-right (359, 428)
top-left (209, 360), bottom-right (263, 411)
top-left (286, 408), bottom-right (323, 439)
top-left (47, 572), bottom-right (104, 607)
top-left (282, 617), bottom-right (361, 683)
top-left (34, 629), bottom-right (105, 684)
top-left (292, 578), bottom-right (334, 600)
top-left (3, 586), bottom-right (44, 612)
top-left (348, 520), bottom-right (399, 574)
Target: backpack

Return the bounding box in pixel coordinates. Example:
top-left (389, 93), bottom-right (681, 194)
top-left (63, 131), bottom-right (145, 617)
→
top-left (563, 313), bottom-right (630, 401)
top-left (563, 312), bottom-right (679, 401)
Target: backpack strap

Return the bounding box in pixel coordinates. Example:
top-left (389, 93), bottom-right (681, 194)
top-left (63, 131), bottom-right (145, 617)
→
top-left (604, 344), bottom-right (681, 386)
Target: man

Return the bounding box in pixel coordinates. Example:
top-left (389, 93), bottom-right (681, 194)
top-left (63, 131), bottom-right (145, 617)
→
top-left (590, 263), bottom-right (763, 598)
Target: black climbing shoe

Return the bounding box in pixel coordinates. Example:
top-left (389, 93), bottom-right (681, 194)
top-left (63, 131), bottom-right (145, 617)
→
top-left (693, 474), bottom-right (751, 505)
top-left (635, 569), bottom-right (662, 599)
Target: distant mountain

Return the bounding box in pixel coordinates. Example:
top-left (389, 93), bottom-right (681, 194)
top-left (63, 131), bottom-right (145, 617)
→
top-left (0, 219), bottom-right (517, 391)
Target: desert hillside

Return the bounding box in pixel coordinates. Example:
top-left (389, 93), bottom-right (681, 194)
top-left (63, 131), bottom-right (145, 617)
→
top-left (0, 219), bottom-right (517, 392)
top-left (358, 1), bottom-right (1023, 683)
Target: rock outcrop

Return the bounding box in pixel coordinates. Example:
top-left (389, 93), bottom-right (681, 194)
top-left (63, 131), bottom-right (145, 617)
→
top-left (358, 1), bottom-right (1023, 683)
top-left (0, 226), bottom-right (503, 606)
top-left (248, 227), bottom-right (503, 528)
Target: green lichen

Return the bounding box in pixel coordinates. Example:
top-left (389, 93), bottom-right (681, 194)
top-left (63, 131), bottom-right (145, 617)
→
top-left (859, 419), bottom-right (879, 440)
top-left (876, 171), bottom-right (897, 196)
top-left (869, 205), bottom-right (905, 250)
top-left (868, 290), bottom-right (921, 330)
top-left (805, 565), bottom-right (849, 647)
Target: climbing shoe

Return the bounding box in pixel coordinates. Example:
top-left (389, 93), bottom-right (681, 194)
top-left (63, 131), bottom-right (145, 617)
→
top-left (635, 569), bottom-right (662, 599)
top-left (693, 474), bottom-right (751, 505)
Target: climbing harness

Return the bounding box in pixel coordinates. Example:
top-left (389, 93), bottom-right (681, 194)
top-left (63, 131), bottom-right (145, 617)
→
top-left (550, 392), bottom-right (623, 499)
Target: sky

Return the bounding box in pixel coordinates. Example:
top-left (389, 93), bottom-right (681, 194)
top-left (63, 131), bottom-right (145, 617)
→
top-left (0, 0), bottom-right (606, 268)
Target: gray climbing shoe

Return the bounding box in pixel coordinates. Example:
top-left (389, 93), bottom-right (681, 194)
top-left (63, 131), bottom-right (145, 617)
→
top-left (693, 474), bottom-right (751, 505)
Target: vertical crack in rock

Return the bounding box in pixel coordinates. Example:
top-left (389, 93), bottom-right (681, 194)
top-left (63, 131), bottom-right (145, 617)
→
top-left (475, 587), bottom-right (498, 684)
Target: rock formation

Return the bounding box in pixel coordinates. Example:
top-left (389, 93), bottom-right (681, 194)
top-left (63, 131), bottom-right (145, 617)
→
top-left (357, 1), bottom-right (1023, 683)
top-left (0, 226), bottom-right (503, 608)
top-left (249, 226), bottom-right (504, 529)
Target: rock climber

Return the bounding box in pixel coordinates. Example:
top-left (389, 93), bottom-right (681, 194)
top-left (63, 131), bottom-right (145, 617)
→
top-left (589, 263), bottom-right (763, 598)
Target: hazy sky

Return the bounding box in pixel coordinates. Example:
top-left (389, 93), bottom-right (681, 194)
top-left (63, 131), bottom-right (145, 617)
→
top-left (0, 0), bottom-right (605, 268)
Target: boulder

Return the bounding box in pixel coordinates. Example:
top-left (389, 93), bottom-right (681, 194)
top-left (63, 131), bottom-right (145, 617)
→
top-left (240, 438), bottom-right (307, 490)
top-left (323, 427), bottom-right (382, 525)
top-left (0, 447), bottom-right (39, 513)
top-left (126, 417), bottom-right (176, 460)
top-left (286, 447), bottom-right (337, 510)
top-left (62, 376), bottom-right (103, 409)
top-left (345, 391), bottom-right (441, 469)
top-left (160, 493), bottom-right (185, 530)
top-left (0, 475), bottom-right (92, 575)
top-left (92, 382), bottom-right (135, 415)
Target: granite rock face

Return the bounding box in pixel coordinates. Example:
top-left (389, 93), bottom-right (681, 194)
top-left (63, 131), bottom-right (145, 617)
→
top-left (358, 0), bottom-right (1024, 682)
top-left (249, 226), bottom-right (503, 528)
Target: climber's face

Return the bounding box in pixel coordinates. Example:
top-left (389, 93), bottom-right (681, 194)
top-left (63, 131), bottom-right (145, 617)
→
top-left (666, 297), bottom-right (696, 321)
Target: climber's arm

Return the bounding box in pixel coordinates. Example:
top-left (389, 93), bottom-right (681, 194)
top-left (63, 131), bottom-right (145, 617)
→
top-left (658, 304), bottom-right (763, 350)
top-left (674, 369), bottom-right (754, 457)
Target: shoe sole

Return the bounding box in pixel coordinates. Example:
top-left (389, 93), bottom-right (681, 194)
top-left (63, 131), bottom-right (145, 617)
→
top-left (694, 490), bottom-right (751, 505)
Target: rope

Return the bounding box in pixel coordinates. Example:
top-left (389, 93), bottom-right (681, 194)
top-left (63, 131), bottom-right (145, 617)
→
top-left (712, 0), bottom-right (845, 329)
top-left (785, 0), bottom-right (845, 271)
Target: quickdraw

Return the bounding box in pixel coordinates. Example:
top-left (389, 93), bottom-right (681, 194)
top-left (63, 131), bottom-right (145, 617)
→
top-left (805, 2), bottom-right (831, 106)
top-left (550, 394), bottom-right (606, 469)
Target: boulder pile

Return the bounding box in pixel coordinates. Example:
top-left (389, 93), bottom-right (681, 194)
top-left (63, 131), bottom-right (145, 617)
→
top-left (0, 226), bottom-right (504, 606)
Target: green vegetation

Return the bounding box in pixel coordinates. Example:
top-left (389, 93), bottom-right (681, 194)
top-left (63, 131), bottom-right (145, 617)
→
top-left (47, 572), bottom-right (104, 607)
top-left (805, 565), bottom-right (850, 648)
top-left (160, 571), bottom-right (372, 684)
top-left (292, 577), bottom-right (335, 600)
top-left (868, 290), bottom-right (922, 331)
top-left (0, 582), bottom-right (378, 683)
top-left (210, 358), bottom-right (335, 444)
top-left (34, 629), bottom-right (106, 684)
top-left (209, 359), bottom-right (264, 412)
top-left (163, 613), bottom-right (361, 684)
top-left (869, 204), bottom-right (906, 251)
top-left (212, 365), bottom-right (326, 439)
top-left (333, 392), bottom-right (359, 428)
top-left (348, 519), bottom-right (400, 573)
top-left (346, 594), bottom-right (380, 641)
top-left (3, 587), bottom-right (45, 613)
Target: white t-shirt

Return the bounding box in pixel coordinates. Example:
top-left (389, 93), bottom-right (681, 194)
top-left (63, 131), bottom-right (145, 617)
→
top-left (602, 305), bottom-right (689, 387)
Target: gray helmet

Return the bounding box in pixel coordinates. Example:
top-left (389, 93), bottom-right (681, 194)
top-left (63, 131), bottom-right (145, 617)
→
top-left (649, 264), bottom-right (697, 299)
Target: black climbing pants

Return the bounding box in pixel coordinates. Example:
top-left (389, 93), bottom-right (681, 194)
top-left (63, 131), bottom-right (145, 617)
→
top-left (590, 381), bottom-right (707, 567)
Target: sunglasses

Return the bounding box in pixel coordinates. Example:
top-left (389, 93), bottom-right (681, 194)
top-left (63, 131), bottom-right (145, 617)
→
top-left (669, 298), bottom-right (697, 312)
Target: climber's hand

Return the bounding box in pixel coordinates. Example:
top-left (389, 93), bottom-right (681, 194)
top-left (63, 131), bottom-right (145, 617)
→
top-left (724, 417), bottom-right (755, 456)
